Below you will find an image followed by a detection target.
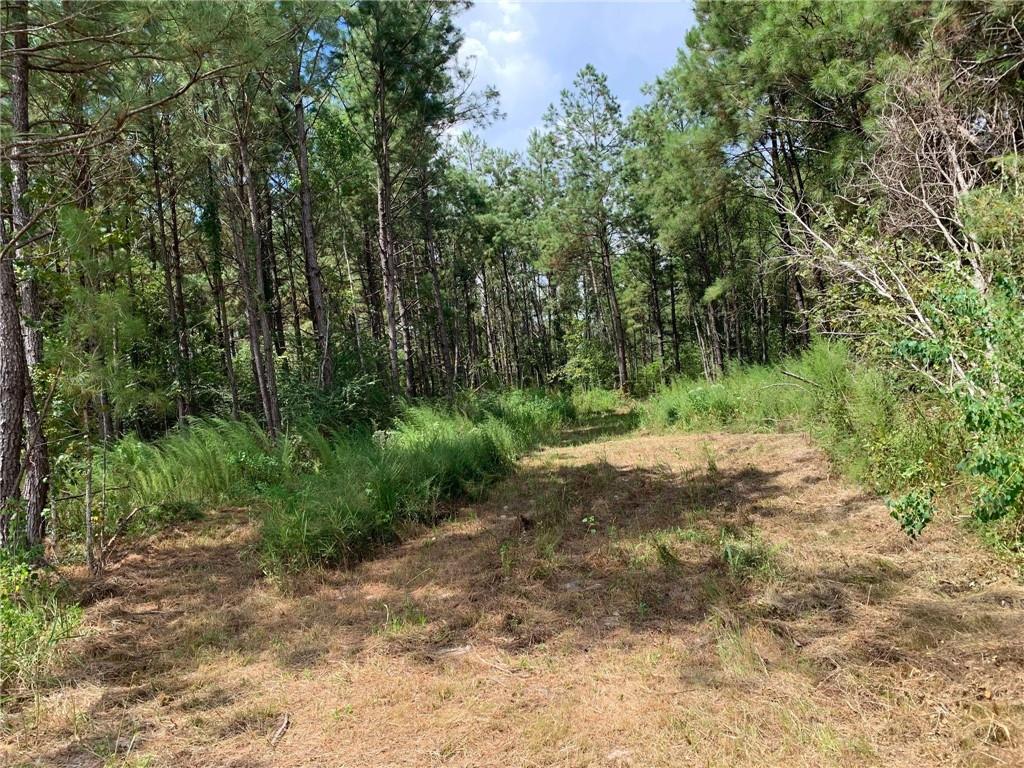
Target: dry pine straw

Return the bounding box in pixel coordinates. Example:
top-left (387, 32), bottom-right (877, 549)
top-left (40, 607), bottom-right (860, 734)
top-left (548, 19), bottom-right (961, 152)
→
top-left (3, 430), bottom-right (1024, 768)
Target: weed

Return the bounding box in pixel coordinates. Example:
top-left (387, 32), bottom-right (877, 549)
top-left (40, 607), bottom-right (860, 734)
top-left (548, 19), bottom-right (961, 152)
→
top-left (378, 602), bottom-right (428, 635)
top-left (718, 528), bottom-right (779, 580)
top-left (499, 539), bottom-right (516, 577)
top-left (699, 441), bottom-right (718, 475)
top-left (0, 552), bottom-right (81, 694)
top-left (655, 541), bottom-right (685, 572)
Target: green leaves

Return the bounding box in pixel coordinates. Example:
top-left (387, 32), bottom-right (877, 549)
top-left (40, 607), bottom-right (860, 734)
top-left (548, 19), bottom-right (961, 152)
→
top-left (887, 490), bottom-right (935, 540)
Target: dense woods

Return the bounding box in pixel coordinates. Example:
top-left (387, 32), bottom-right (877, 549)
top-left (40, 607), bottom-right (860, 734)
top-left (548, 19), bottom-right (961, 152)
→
top-left (3, 0), bottom-right (1024, 642)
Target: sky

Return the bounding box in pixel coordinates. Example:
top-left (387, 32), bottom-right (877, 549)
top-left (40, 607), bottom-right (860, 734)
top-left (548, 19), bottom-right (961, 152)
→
top-left (457, 0), bottom-right (696, 152)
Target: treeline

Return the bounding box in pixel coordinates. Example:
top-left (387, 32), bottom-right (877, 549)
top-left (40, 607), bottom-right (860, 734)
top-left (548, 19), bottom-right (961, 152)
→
top-left (2, 0), bottom-right (1024, 554)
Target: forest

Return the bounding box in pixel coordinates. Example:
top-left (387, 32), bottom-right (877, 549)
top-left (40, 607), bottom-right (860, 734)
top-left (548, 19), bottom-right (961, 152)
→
top-left (3, 1), bottom-right (1024, 766)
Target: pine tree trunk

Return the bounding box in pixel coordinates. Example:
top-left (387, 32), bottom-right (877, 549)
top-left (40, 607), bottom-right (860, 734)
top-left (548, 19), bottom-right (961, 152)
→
top-left (165, 129), bottom-right (193, 416)
top-left (420, 189), bottom-right (454, 390)
top-left (149, 118), bottom-right (189, 423)
top-left (373, 75), bottom-right (400, 387)
top-left (291, 73), bottom-right (333, 389)
top-left (235, 124), bottom-right (281, 436)
top-left (7, 0), bottom-right (49, 549)
top-left (599, 224), bottom-right (629, 390)
top-left (280, 213), bottom-right (305, 368)
top-left (0, 251), bottom-right (26, 548)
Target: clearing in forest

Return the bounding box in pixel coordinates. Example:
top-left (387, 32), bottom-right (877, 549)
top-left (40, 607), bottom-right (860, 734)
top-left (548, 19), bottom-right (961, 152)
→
top-left (4, 423), bottom-right (1024, 767)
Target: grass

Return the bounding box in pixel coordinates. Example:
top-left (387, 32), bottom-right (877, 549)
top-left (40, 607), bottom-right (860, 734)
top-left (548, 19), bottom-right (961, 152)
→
top-left (571, 387), bottom-right (627, 416)
top-left (2, 389), bottom-right (570, 694)
top-left (644, 342), bottom-right (964, 499)
top-left (9, 415), bottom-right (1024, 766)
top-left (58, 390), bottom-right (573, 577)
top-left (0, 552), bottom-right (81, 696)
top-left (718, 528), bottom-right (780, 581)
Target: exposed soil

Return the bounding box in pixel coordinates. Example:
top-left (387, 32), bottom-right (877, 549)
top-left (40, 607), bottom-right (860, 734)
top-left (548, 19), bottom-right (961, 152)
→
top-left (5, 422), bottom-right (1024, 767)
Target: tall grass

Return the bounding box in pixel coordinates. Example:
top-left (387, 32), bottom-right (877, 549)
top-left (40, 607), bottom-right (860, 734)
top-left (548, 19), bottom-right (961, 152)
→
top-left (571, 387), bottom-right (627, 416)
top-left (59, 390), bottom-right (572, 575)
top-left (1, 552), bottom-right (80, 695)
top-left (261, 391), bottom-right (572, 572)
top-left (644, 342), bottom-right (964, 496)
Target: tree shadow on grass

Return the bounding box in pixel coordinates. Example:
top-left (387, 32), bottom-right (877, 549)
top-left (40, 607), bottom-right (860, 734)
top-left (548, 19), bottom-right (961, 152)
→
top-left (555, 409), bottom-right (641, 446)
top-left (12, 435), bottom-right (1024, 766)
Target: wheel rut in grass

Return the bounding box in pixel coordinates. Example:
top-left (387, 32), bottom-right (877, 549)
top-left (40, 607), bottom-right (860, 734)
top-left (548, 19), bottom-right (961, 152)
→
top-left (6, 423), bottom-right (1024, 767)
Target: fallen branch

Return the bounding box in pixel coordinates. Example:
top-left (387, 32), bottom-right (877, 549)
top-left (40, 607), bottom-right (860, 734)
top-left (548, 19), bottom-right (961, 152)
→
top-left (781, 369), bottom-right (821, 389)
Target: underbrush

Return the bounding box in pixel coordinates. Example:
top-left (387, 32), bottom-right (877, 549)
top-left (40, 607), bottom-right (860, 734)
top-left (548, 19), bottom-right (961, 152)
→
top-left (58, 390), bottom-right (572, 575)
top-left (645, 342), bottom-right (969, 537)
top-left (1, 552), bottom-right (80, 696)
top-left (571, 387), bottom-right (627, 416)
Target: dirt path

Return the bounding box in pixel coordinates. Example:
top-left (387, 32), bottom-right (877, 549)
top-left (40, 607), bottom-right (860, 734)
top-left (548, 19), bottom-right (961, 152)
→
top-left (5, 427), bottom-right (1024, 767)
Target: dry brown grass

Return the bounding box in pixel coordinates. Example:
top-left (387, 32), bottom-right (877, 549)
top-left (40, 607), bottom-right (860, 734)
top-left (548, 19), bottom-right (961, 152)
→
top-left (3, 422), bottom-right (1024, 767)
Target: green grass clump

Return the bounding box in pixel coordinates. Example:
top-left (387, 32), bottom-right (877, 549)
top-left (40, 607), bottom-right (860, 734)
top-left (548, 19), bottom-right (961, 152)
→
top-left (718, 529), bottom-right (779, 580)
top-left (57, 416), bottom-right (296, 550)
top-left (1, 552), bottom-right (80, 695)
top-left (261, 392), bottom-right (572, 573)
top-left (571, 388), bottom-right (626, 416)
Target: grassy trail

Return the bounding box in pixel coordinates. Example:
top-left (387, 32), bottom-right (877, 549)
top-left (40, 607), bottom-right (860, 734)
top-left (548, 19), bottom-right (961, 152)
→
top-left (5, 418), bottom-right (1024, 767)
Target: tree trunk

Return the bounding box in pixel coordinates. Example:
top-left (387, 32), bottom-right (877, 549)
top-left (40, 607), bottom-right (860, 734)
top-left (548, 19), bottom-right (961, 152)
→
top-left (291, 68), bottom-right (333, 389)
top-left (649, 250), bottom-right (666, 376)
top-left (0, 251), bottom-right (26, 548)
top-left (165, 123), bottom-right (193, 416)
top-left (373, 72), bottom-right (400, 387)
top-left (280, 212), bottom-right (305, 367)
top-left (667, 259), bottom-right (681, 374)
top-left (202, 162), bottom-right (240, 418)
top-left (420, 187), bottom-right (454, 391)
top-left (259, 181), bottom-right (286, 357)
top-left (235, 122), bottom-right (281, 436)
top-left (599, 224), bottom-right (629, 390)
top-left (149, 117), bottom-right (189, 423)
top-left (7, 0), bottom-right (49, 549)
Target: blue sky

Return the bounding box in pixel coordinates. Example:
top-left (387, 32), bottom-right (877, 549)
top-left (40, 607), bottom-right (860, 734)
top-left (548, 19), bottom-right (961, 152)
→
top-left (457, 1), bottom-right (696, 151)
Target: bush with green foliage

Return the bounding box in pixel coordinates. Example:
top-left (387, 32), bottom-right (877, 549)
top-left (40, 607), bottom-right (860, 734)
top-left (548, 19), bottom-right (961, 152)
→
top-left (277, 359), bottom-right (396, 431)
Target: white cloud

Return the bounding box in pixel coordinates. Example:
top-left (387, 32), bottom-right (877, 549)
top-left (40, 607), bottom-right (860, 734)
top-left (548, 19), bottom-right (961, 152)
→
top-left (457, 2), bottom-right (564, 149)
top-left (459, 36), bottom-right (488, 62)
top-left (487, 28), bottom-right (522, 45)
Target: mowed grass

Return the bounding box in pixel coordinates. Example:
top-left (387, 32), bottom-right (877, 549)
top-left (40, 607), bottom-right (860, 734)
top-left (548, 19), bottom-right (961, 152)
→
top-left (9, 431), bottom-right (1022, 768)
